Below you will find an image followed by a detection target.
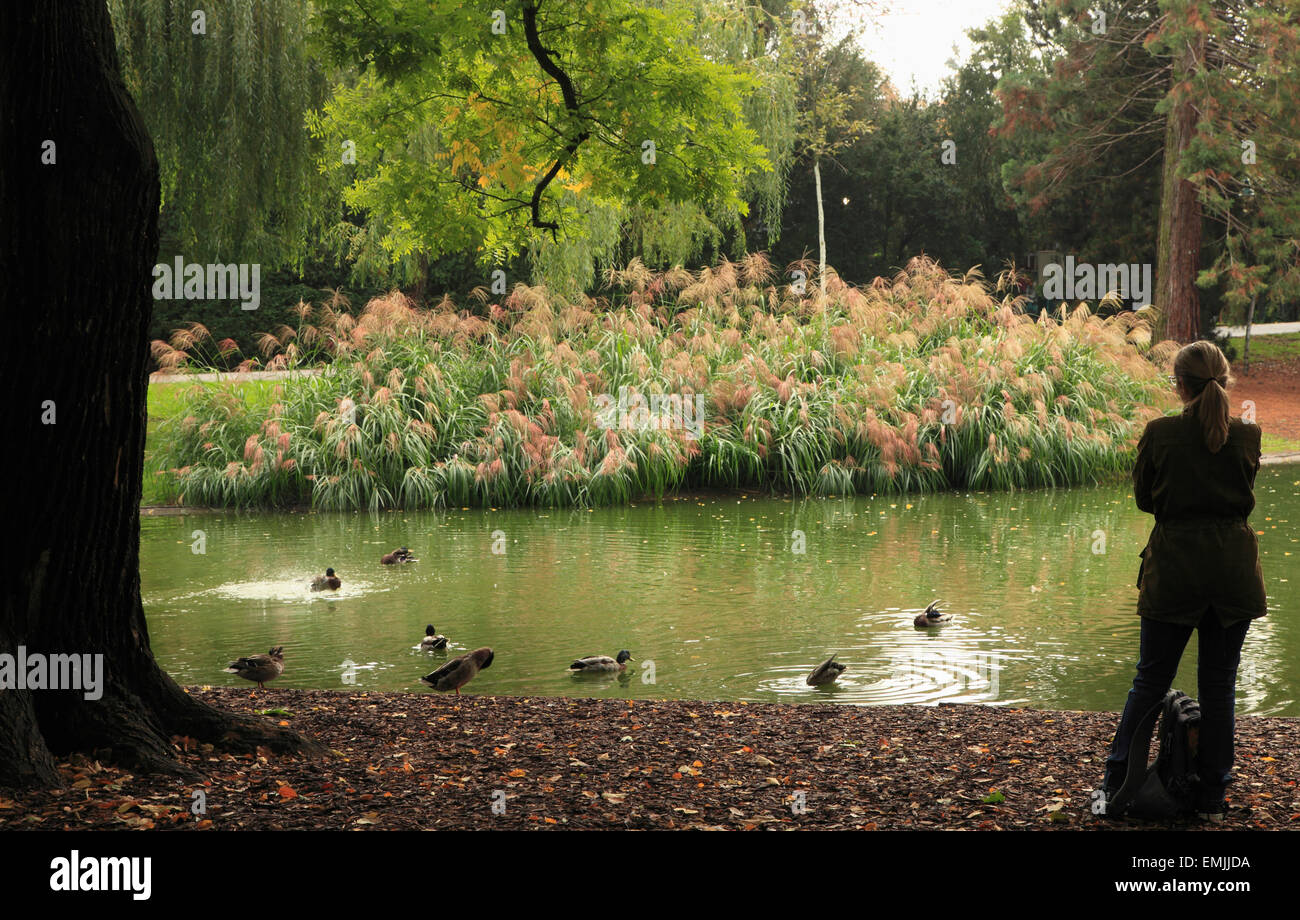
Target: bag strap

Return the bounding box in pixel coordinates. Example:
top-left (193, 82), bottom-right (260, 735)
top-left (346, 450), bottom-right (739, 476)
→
top-left (1109, 696), bottom-right (1166, 814)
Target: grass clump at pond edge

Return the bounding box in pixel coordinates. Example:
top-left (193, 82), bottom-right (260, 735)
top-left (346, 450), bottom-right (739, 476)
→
top-left (145, 254), bottom-right (1179, 510)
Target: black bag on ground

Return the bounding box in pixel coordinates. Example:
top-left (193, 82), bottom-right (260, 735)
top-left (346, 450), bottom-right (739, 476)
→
top-left (1108, 689), bottom-right (1202, 819)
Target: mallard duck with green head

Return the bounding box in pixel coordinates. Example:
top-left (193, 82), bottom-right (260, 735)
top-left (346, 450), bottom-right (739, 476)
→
top-left (568, 650), bottom-right (633, 673)
top-left (310, 568), bottom-right (341, 591)
top-left (420, 624), bottom-right (449, 650)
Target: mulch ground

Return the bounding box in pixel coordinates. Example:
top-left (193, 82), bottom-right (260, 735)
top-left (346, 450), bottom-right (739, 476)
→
top-left (3, 688), bottom-right (1297, 831)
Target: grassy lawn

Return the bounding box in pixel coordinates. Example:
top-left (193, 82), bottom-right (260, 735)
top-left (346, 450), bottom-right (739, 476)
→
top-left (1234, 331), bottom-right (1300, 364)
top-left (1262, 432), bottom-right (1300, 455)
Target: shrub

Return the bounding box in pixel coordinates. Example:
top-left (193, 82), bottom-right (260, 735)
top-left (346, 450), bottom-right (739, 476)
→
top-left (148, 255), bottom-right (1178, 508)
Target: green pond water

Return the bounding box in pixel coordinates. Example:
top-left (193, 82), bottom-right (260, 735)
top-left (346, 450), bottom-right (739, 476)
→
top-left (140, 464), bottom-right (1299, 715)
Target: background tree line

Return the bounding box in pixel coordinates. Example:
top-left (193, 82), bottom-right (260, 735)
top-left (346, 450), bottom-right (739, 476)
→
top-left (107, 0), bottom-right (1300, 363)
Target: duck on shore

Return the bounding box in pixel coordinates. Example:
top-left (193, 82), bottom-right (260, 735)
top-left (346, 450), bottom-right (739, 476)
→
top-left (914, 600), bottom-right (950, 628)
top-left (420, 647), bottom-right (494, 695)
top-left (420, 624), bottom-right (449, 650)
top-left (310, 568), bottom-right (341, 591)
top-left (806, 654), bottom-right (846, 686)
top-left (569, 650), bottom-right (633, 673)
top-left (382, 547), bottom-right (417, 565)
top-left (224, 646), bottom-right (285, 690)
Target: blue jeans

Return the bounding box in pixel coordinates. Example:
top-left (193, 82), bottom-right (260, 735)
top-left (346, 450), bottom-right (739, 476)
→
top-left (1104, 610), bottom-right (1250, 808)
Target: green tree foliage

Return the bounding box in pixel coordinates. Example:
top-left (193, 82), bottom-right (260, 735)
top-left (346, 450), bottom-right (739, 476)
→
top-left (787, 7), bottom-right (872, 293)
top-left (310, 0), bottom-right (775, 294)
top-left (998, 0), bottom-right (1300, 338)
top-left (108, 0), bottom-right (330, 267)
top-left (937, 11), bottom-right (1039, 273)
top-left (1187, 1), bottom-right (1300, 326)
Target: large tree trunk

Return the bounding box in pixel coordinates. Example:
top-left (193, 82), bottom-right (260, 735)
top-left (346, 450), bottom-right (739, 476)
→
top-left (1, 0), bottom-right (317, 788)
top-left (1154, 34), bottom-right (1205, 344)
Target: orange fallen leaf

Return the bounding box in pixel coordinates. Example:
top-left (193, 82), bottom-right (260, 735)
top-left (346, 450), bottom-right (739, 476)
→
top-left (278, 785), bottom-right (298, 799)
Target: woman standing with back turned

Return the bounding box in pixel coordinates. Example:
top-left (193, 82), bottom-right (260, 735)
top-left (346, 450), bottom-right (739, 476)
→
top-left (1099, 340), bottom-right (1267, 821)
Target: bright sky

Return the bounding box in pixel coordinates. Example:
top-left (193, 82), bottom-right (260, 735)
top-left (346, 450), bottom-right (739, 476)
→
top-left (849, 0), bottom-right (1014, 98)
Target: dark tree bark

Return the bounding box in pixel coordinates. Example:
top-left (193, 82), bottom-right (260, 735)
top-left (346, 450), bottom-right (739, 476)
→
top-left (1155, 34), bottom-right (1205, 344)
top-left (0, 0), bottom-right (318, 788)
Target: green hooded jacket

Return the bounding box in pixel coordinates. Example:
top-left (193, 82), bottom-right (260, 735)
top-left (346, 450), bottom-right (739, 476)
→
top-left (1133, 411), bottom-right (1267, 626)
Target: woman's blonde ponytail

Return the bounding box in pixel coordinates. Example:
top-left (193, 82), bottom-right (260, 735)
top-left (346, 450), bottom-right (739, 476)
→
top-left (1173, 341), bottom-right (1233, 453)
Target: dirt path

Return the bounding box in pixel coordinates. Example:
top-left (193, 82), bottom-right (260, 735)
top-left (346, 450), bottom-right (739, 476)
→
top-left (149, 368), bottom-right (325, 384)
top-left (3, 689), bottom-right (1296, 831)
top-left (1233, 357), bottom-right (1300, 442)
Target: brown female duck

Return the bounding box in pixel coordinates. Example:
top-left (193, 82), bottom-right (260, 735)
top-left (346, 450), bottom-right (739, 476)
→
top-left (806, 654), bottom-right (846, 686)
top-left (420, 647), bottom-right (494, 695)
top-left (223, 646), bottom-right (285, 690)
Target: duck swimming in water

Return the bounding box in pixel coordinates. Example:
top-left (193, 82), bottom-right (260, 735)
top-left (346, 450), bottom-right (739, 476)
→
top-left (420, 624), bottom-right (449, 650)
top-left (568, 650), bottom-right (633, 673)
top-left (310, 568), bottom-right (341, 591)
top-left (382, 547), bottom-right (417, 565)
top-left (913, 600), bottom-right (950, 628)
top-left (806, 654), bottom-right (846, 686)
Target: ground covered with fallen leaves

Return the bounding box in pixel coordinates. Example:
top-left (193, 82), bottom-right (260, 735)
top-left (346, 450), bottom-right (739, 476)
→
top-left (3, 689), bottom-right (1297, 830)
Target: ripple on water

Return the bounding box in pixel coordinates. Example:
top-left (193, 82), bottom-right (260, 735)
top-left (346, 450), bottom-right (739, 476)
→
top-left (750, 637), bottom-right (1021, 706)
top-left (140, 474), bottom-right (1300, 714)
top-left (206, 577), bottom-right (384, 604)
